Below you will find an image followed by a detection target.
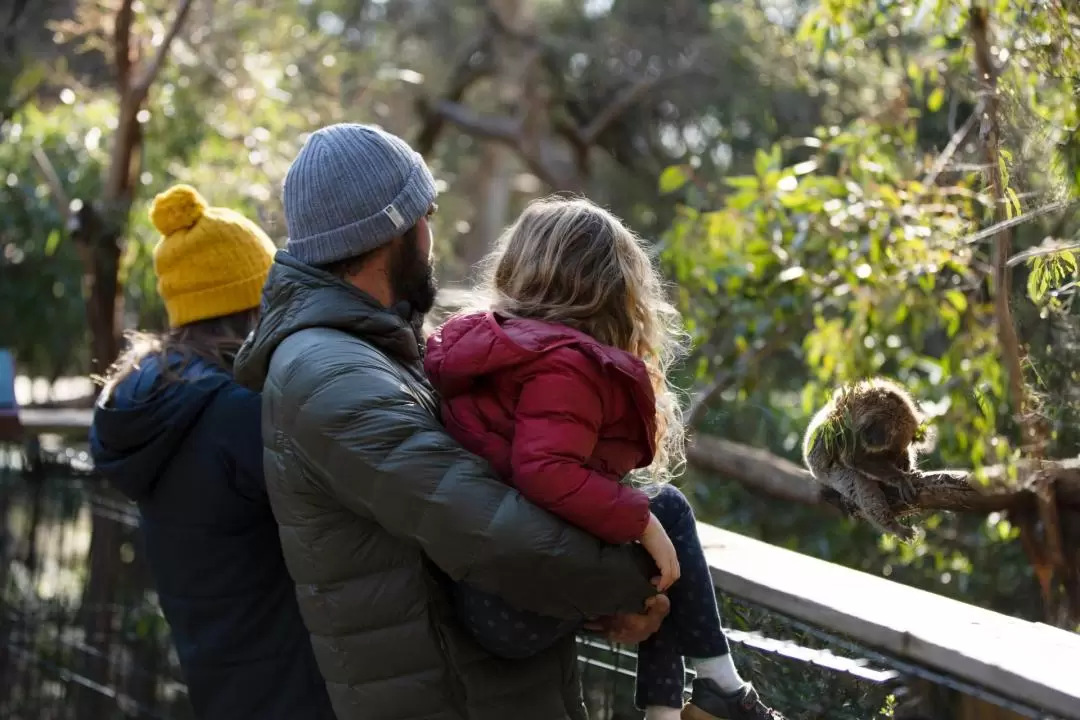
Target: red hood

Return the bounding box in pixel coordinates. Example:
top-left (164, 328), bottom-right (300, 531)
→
top-left (425, 312), bottom-right (654, 406)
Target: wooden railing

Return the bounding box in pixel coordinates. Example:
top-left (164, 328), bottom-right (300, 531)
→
top-left (698, 523), bottom-right (1080, 719)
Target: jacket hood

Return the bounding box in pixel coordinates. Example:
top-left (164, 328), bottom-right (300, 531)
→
top-left (89, 356), bottom-right (233, 501)
top-left (234, 251), bottom-right (424, 392)
top-left (425, 311), bottom-right (654, 405)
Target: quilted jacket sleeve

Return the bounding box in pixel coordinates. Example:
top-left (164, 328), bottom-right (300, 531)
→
top-left (282, 346), bottom-right (657, 621)
top-left (512, 355), bottom-right (652, 544)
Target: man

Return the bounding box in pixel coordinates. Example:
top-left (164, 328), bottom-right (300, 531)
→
top-left (234, 123), bottom-right (668, 720)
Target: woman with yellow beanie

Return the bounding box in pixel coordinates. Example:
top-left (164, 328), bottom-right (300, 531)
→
top-left (89, 185), bottom-right (334, 720)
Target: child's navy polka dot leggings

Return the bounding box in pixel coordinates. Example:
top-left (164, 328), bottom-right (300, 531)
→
top-left (456, 484), bottom-right (732, 709)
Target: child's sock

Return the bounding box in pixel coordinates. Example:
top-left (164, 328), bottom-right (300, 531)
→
top-left (644, 706), bottom-right (682, 720)
top-left (695, 653), bottom-right (745, 694)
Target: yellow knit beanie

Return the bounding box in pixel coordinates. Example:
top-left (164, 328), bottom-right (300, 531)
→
top-left (150, 185), bottom-right (277, 328)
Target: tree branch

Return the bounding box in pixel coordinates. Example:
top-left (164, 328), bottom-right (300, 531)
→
top-left (2, 0), bottom-right (30, 34)
top-left (131, 0), bottom-right (197, 100)
top-left (921, 98), bottom-right (983, 189)
top-left (423, 99), bottom-right (522, 145)
top-left (970, 6), bottom-right (1037, 451)
top-left (414, 30), bottom-right (495, 156)
top-left (30, 145), bottom-right (71, 219)
top-left (420, 98), bottom-right (577, 188)
top-left (1007, 240), bottom-right (1080, 268)
top-left (114, 0), bottom-right (136, 91)
top-left (576, 72), bottom-right (668, 146)
top-left (686, 433), bottom-right (1080, 514)
top-left (688, 435), bottom-right (821, 505)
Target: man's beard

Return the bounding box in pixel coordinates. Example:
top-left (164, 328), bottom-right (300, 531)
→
top-left (389, 230), bottom-right (438, 316)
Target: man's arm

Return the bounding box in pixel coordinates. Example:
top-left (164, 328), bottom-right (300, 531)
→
top-left (282, 354), bottom-right (656, 621)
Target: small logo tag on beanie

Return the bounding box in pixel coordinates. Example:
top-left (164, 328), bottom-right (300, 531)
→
top-left (383, 203), bottom-right (406, 229)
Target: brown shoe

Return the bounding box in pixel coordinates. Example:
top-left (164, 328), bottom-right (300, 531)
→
top-left (681, 680), bottom-right (786, 720)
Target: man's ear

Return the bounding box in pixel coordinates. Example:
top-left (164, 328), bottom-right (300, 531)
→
top-left (346, 242), bottom-right (392, 280)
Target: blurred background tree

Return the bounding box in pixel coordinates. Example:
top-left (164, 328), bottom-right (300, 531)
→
top-left (2, 0), bottom-right (1079, 683)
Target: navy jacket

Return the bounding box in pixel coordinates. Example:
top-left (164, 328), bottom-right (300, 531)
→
top-left (90, 355), bottom-right (334, 720)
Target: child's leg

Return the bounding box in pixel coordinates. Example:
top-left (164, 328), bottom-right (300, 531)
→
top-left (456, 584), bottom-right (581, 659)
top-left (635, 485), bottom-right (741, 710)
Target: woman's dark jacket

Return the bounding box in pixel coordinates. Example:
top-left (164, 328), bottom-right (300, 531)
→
top-left (233, 251), bottom-right (658, 720)
top-left (89, 355), bottom-right (335, 720)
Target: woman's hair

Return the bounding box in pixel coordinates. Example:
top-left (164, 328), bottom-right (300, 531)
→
top-left (98, 309), bottom-right (259, 399)
top-left (478, 195), bottom-right (688, 483)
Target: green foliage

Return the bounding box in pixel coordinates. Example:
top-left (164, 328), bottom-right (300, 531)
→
top-left (0, 99), bottom-right (113, 375)
top-left (661, 0), bottom-right (1080, 628)
top-left (667, 119), bottom-right (1006, 464)
top-left (658, 165), bottom-right (691, 195)
top-left (1, 0), bottom-right (404, 373)
top-left (1027, 250), bottom-right (1078, 305)
top-left (807, 411), bottom-right (852, 459)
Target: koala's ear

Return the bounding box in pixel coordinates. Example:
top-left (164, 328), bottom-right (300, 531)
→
top-left (860, 420), bottom-right (890, 448)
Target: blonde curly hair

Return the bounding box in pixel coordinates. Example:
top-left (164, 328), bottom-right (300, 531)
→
top-left (477, 195), bottom-right (687, 484)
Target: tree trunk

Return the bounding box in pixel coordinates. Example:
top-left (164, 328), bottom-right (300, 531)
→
top-left (73, 70), bottom-right (145, 720)
top-left (469, 142), bottom-right (514, 268)
top-left (71, 203), bottom-right (126, 720)
top-left (72, 205), bottom-right (125, 376)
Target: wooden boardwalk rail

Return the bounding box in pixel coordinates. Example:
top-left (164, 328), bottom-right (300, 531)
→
top-left (699, 524), bottom-right (1080, 719)
top-left (14, 407), bottom-right (1080, 719)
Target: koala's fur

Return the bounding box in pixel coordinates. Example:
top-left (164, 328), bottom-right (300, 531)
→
top-left (803, 378), bottom-right (935, 540)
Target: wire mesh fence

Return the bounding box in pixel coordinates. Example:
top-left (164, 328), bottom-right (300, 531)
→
top-left (575, 596), bottom-right (905, 720)
top-left (0, 440), bottom-right (1064, 720)
top-left (0, 442), bottom-right (190, 720)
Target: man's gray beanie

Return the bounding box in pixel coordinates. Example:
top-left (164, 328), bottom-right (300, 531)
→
top-left (282, 123), bottom-right (437, 266)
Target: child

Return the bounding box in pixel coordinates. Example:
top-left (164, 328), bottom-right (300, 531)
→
top-left (424, 197), bottom-right (785, 720)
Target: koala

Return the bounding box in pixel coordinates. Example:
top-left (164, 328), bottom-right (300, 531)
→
top-left (803, 378), bottom-right (935, 541)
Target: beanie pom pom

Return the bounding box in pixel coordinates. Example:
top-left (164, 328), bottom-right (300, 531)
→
top-left (150, 184), bottom-right (207, 235)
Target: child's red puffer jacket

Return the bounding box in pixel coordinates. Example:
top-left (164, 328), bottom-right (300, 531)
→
top-left (424, 311), bottom-right (657, 544)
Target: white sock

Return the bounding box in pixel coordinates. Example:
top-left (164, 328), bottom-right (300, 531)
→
top-left (695, 654), bottom-right (745, 694)
top-left (644, 706), bottom-right (682, 720)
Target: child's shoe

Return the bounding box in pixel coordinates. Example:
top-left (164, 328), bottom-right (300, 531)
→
top-left (681, 679), bottom-right (786, 720)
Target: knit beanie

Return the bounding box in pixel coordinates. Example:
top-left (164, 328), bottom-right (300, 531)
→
top-left (282, 123), bottom-right (437, 266)
top-left (150, 184), bottom-right (277, 328)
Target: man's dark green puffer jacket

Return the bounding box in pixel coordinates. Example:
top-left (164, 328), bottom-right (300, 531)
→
top-left (234, 252), bottom-right (658, 720)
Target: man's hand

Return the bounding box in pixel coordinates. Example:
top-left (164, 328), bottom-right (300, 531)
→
top-left (583, 593), bottom-right (670, 645)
